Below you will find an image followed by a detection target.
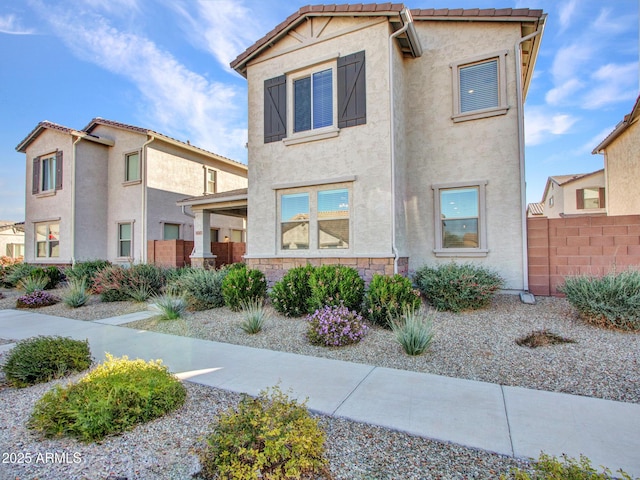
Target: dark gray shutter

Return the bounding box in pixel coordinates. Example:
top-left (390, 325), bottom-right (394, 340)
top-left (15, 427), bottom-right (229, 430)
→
top-left (264, 75), bottom-right (286, 143)
top-left (599, 187), bottom-right (606, 208)
top-left (576, 189), bottom-right (584, 209)
top-left (55, 150), bottom-right (63, 190)
top-left (337, 50), bottom-right (366, 128)
top-left (32, 156), bottom-right (40, 194)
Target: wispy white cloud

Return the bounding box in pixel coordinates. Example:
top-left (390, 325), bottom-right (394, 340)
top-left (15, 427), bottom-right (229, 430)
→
top-left (579, 125), bottom-right (616, 155)
top-left (0, 14), bottom-right (35, 34)
top-left (82, 0), bottom-right (140, 14)
top-left (34, 3), bottom-right (247, 161)
top-left (525, 106), bottom-right (578, 146)
top-left (583, 62), bottom-right (638, 109)
top-left (557, 0), bottom-right (578, 32)
top-left (592, 7), bottom-right (637, 35)
top-left (545, 78), bottom-right (584, 106)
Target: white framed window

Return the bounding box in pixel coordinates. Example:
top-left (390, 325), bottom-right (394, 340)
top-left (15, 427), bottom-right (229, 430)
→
top-left (450, 51), bottom-right (508, 122)
top-left (35, 222), bottom-right (60, 258)
top-left (163, 223), bottom-right (180, 240)
top-left (118, 222), bottom-right (132, 258)
top-left (279, 183), bottom-right (351, 252)
top-left (124, 151), bottom-right (140, 182)
top-left (6, 243), bottom-right (24, 258)
top-left (433, 181), bottom-right (488, 257)
top-left (204, 168), bottom-right (216, 194)
top-left (231, 229), bottom-right (244, 243)
top-left (577, 187), bottom-right (605, 210)
top-left (41, 154), bottom-right (57, 191)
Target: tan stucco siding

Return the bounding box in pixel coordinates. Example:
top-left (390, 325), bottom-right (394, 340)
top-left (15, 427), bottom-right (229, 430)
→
top-left (402, 21), bottom-right (526, 289)
top-left (246, 19), bottom-right (394, 258)
top-left (604, 121), bottom-right (640, 216)
top-left (542, 181), bottom-right (564, 218)
top-left (562, 172), bottom-right (606, 217)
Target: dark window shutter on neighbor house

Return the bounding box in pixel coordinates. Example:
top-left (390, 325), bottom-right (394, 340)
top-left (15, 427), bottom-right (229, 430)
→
top-left (576, 189), bottom-right (584, 209)
top-left (32, 156), bottom-right (40, 194)
top-left (264, 75), bottom-right (287, 143)
top-left (337, 50), bottom-right (366, 128)
top-left (55, 150), bottom-right (63, 190)
top-left (599, 187), bottom-right (606, 208)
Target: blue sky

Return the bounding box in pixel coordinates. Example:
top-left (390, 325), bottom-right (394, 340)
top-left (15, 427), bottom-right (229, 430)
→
top-left (0, 0), bottom-right (637, 222)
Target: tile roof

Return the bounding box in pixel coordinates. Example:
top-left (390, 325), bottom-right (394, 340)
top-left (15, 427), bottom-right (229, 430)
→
top-left (550, 169), bottom-right (604, 186)
top-left (230, 3), bottom-right (544, 74)
top-left (15, 121), bottom-right (77, 152)
top-left (527, 202), bottom-right (544, 216)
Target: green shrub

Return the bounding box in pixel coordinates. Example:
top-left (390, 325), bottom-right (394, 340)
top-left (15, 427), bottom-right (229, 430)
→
top-left (62, 278), bottom-right (90, 308)
top-left (222, 265), bottom-right (267, 311)
top-left (198, 386), bottom-right (327, 480)
top-left (28, 354), bottom-right (186, 442)
top-left (150, 294), bottom-right (188, 320)
top-left (363, 273), bottom-right (422, 328)
top-left (270, 265), bottom-right (315, 317)
top-left (389, 306), bottom-right (434, 356)
top-left (307, 265), bottom-right (364, 313)
top-left (2, 336), bottom-right (91, 388)
top-left (92, 264), bottom-right (166, 302)
top-left (167, 267), bottom-right (228, 310)
top-left (17, 274), bottom-right (49, 294)
top-left (414, 262), bottom-right (504, 312)
top-left (306, 304), bottom-right (369, 347)
top-left (559, 270), bottom-right (640, 331)
top-left (34, 266), bottom-right (63, 289)
top-left (93, 265), bottom-right (131, 302)
top-left (65, 260), bottom-right (111, 293)
top-left (502, 452), bottom-right (633, 479)
top-left (239, 298), bottom-right (270, 334)
top-left (3, 263), bottom-right (36, 288)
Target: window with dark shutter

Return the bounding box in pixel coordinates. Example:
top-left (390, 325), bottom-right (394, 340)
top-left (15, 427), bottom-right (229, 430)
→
top-left (337, 50), bottom-right (366, 128)
top-left (599, 187), bottom-right (606, 208)
top-left (264, 75), bottom-right (287, 143)
top-left (576, 189), bottom-right (585, 209)
top-left (32, 156), bottom-right (40, 194)
top-left (55, 150), bottom-right (63, 190)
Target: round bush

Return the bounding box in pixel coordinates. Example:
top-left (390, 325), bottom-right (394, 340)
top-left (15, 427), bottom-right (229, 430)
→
top-left (363, 273), bottom-right (422, 328)
top-left (307, 265), bottom-right (364, 313)
top-left (306, 304), bottom-right (369, 347)
top-left (221, 265), bottom-right (267, 311)
top-left (16, 290), bottom-right (60, 308)
top-left (2, 336), bottom-right (91, 388)
top-left (198, 386), bottom-right (327, 480)
top-left (167, 267), bottom-right (228, 310)
top-left (28, 354), bottom-right (186, 442)
top-left (414, 263), bottom-right (503, 312)
top-left (270, 265), bottom-right (315, 317)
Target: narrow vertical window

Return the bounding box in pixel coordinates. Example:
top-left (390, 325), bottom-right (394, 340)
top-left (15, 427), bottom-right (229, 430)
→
top-left (41, 155), bottom-right (56, 191)
top-left (118, 223), bottom-right (132, 257)
top-left (281, 193), bottom-right (309, 250)
top-left (294, 68), bottom-right (333, 133)
top-left (205, 168), bottom-right (217, 194)
top-left (125, 152), bottom-right (140, 181)
top-left (318, 188), bottom-right (349, 249)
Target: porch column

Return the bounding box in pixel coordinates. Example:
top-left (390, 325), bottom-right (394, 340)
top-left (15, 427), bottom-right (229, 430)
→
top-left (190, 209), bottom-right (216, 269)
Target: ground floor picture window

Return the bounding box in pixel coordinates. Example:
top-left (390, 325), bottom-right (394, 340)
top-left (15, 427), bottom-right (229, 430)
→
top-left (35, 222), bottom-right (59, 258)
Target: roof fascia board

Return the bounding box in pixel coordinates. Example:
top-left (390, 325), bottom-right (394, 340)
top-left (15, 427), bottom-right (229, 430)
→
top-left (177, 194), bottom-right (248, 207)
top-left (150, 135), bottom-right (248, 172)
top-left (593, 95), bottom-right (640, 154)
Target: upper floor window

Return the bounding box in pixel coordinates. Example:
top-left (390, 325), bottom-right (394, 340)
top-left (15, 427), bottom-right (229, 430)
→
top-left (451, 51), bottom-right (508, 123)
top-left (35, 222), bottom-right (59, 258)
top-left (41, 154), bottom-right (57, 191)
top-left (294, 68), bottom-right (333, 133)
top-left (204, 168), bottom-right (217, 194)
top-left (125, 151), bottom-right (140, 182)
top-left (577, 187), bottom-right (605, 210)
top-left (32, 151), bottom-right (63, 195)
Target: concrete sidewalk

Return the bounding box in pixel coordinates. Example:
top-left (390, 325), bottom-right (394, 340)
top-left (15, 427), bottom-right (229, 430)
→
top-left (1, 308), bottom-right (639, 477)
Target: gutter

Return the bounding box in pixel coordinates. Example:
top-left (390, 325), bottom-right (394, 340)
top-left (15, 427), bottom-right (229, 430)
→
top-left (70, 136), bottom-right (83, 265)
top-left (515, 21), bottom-right (545, 292)
top-left (141, 135), bottom-right (155, 263)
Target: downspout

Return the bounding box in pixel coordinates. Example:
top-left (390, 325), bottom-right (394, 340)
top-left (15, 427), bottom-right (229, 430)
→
top-left (141, 135), bottom-right (155, 263)
top-left (515, 23), bottom-right (545, 292)
top-left (389, 11), bottom-right (410, 275)
top-left (181, 205), bottom-right (195, 218)
top-left (70, 135), bottom-right (83, 265)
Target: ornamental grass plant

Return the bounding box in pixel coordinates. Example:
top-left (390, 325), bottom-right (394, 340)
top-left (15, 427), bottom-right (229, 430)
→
top-left (239, 298), bottom-right (270, 334)
top-left (389, 306), bottom-right (434, 356)
top-left (150, 294), bottom-right (188, 320)
top-left (61, 277), bottom-right (90, 308)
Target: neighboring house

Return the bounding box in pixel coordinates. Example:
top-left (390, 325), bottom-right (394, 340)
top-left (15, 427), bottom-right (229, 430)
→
top-left (0, 221), bottom-right (25, 259)
top-left (526, 203), bottom-right (544, 218)
top-left (16, 119), bottom-right (247, 265)
top-left (224, 4), bottom-right (546, 290)
top-left (538, 170), bottom-right (606, 218)
top-left (593, 94), bottom-right (640, 216)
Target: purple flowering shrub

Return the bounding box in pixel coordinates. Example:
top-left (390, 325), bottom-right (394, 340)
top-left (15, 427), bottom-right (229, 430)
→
top-left (16, 290), bottom-right (60, 308)
top-left (306, 305), bottom-right (369, 347)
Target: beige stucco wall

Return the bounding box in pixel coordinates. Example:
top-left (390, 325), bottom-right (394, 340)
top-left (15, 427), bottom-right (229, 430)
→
top-left (0, 226), bottom-right (24, 258)
top-left (603, 120), bottom-right (640, 216)
top-left (541, 180), bottom-right (563, 219)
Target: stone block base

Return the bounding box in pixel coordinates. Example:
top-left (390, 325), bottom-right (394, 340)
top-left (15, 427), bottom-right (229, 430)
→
top-left (245, 256), bottom-right (409, 286)
top-left (190, 256), bottom-right (217, 269)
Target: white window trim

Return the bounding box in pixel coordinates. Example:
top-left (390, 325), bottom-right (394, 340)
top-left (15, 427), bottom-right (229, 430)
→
top-left (277, 182), bottom-right (353, 254)
top-left (117, 220), bottom-right (135, 259)
top-left (432, 180), bottom-right (488, 257)
top-left (284, 59), bottom-right (340, 145)
top-left (35, 221), bottom-right (60, 259)
top-left (204, 167), bottom-right (217, 194)
top-left (123, 150), bottom-right (142, 185)
top-left (450, 50), bottom-right (509, 123)
top-left (40, 153), bottom-right (57, 192)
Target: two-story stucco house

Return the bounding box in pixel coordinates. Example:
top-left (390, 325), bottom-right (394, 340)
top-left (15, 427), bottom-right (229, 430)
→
top-left (593, 94), bottom-right (640, 216)
top-left (537, 170), bottom-right (606, 218)
top-left (16, 118), bottom-right (247, 265)
top-left (227, 4), bottom-right (545, 290)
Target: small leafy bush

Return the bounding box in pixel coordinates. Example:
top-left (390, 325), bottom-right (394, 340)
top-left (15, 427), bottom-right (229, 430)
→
top-left (167, 267), bottom-right (228, 310)
top-left (2, 336), bottom-right (91, 388)
top-left (16, 290), bottom-right (60, 308)
top-left (559, 270), bottom-right (640, 331)
top-left (150, 294), bottom-right (188, 320)
top-left (3, 263), bottom-right (36, 287)
top-left (93, 264), bottom-right (166, 302)
top-left (222, 265), bottom-right (267, 311)
top-left (65, 260), bottom-right (111, 293)
top-left (502, 452), bottom-right (633, 479)
top-left (307, 265), bottom-right (364, 313)
top-left (28, 354), bottom-right (186, 442)
top-left (93, 265), bottom-right (131, 301)
top-left (306, 304), bottom-right (369, 347)
top-left (414, 262), bottom-right (503, 312)
top-left (17, 274), bottom-right (49, 294)
top-left (62, 278), bottom-right (90, 308)
top-left (239, 298), bottom-right (270, 334)
top-left (125, 263), bottom-right (166, 297)
top-left (33, 266), bottom-right (63, 290)
top-left (363, 273), bottom-right (422, 328)
top-left (270, 265), bottom-right (315, 317)
top-left (198, 386), bottom-right (327, 480)
top-left (389, 306), bottom-right (434, 356)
